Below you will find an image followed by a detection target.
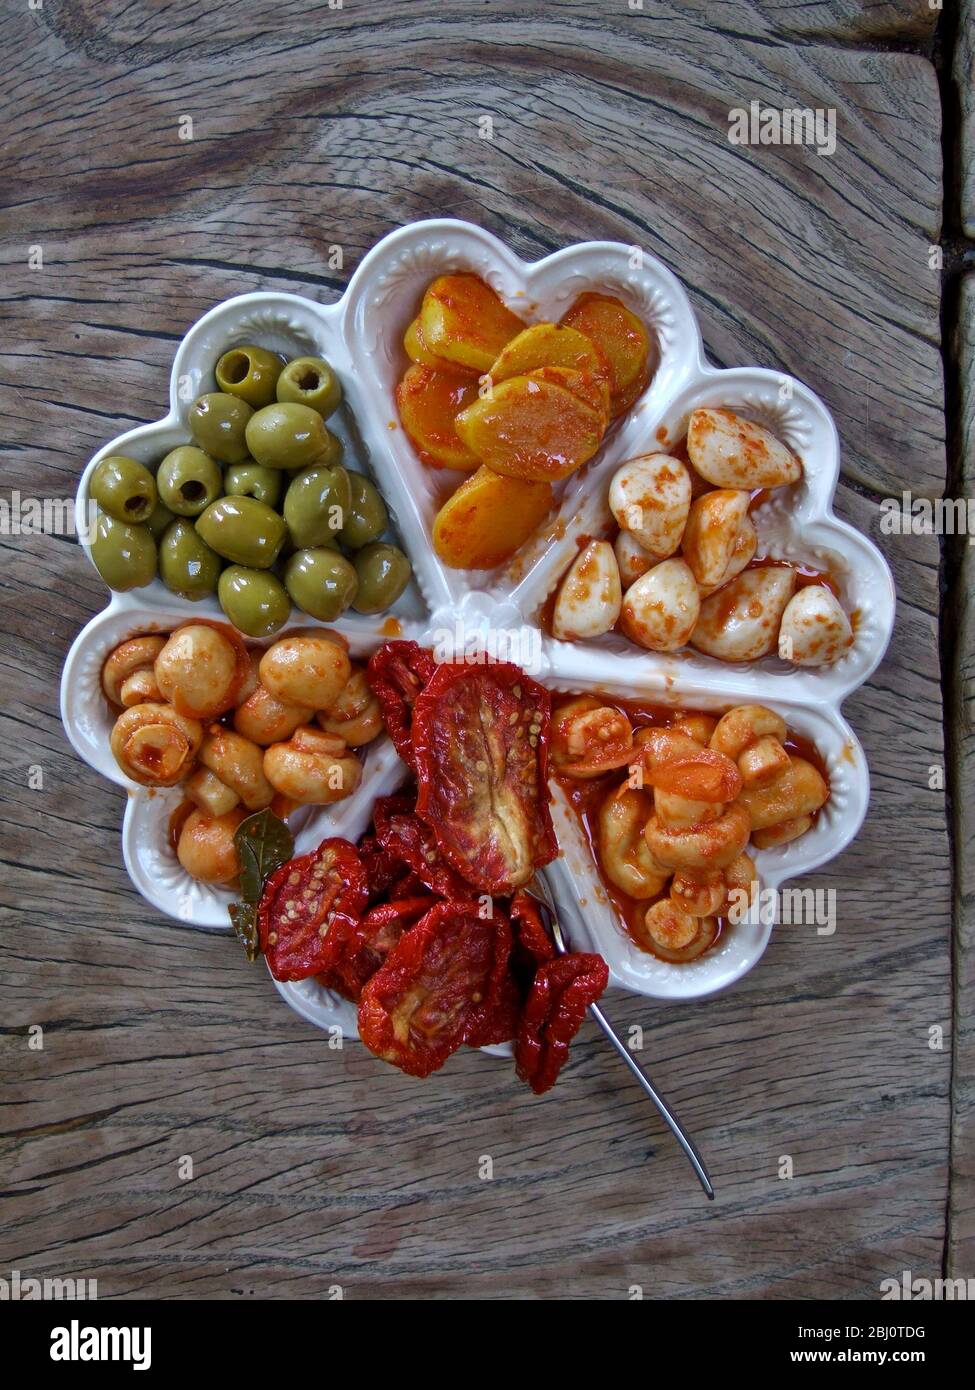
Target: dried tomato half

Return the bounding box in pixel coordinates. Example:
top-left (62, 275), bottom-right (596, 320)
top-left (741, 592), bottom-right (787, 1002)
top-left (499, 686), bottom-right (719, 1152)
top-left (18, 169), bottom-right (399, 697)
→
top-left (412, 662), bottom-right (558, 894)
top-left (461, 906), bottom-right (513, 1047)
top-left (464, 968), bottom-right (521, 1048)
top-left (515, 952), bottom-right (609, 1095)
top-left (372, 793), bottom-right (475, 899)
top-left (258, 837), bottom-right (368, 982)
top-left (357, 834), bottom-right (408, 902)
top-left (359, 901), bottom-right (506, 1077)
top-left (366, 641), bottom-right (436, 768)
top-left (510, 889), bottom-right (555, 969)
top-left (321, 896), bottom-right (436, 1003)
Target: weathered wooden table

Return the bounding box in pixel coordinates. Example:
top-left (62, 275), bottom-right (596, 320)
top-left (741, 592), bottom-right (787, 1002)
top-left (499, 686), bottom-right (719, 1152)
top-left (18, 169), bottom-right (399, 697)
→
top-left (2, 0), bottom-right (970, 1299)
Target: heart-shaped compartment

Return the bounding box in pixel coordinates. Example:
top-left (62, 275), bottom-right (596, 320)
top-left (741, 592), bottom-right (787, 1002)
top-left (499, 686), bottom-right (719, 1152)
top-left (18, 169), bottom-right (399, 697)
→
top-left (61, 218), bottom-right (895, 1025)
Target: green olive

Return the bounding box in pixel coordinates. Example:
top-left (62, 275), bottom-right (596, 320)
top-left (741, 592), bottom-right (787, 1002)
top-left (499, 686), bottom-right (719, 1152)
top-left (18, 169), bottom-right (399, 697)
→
top-left (89, 455), bottom-right (157, 524)
top-left (218, 565), bottom-right (291, 637)
top-left (157, 446), bottom-right (223, 517)
top-left (195, 495), bottom-right (286, 569)
top-left (244, 402), bottom-right (342, 471)
top-left (276, 355), bottom-right (342, 419)
top-left (159, 519), bottom-right (222, 601)
top-left (352, 542), bottom-right (411, 614)
top-left (188, 392), bottom-right (253, 464)
top-left (90, 509), bottom-right (157, 591)
top-left (215, 345), bottom-right (283, 408)
top-left (224, 460), bottom-right (282, 509)
top-left (145, 498), bottom-right (176, 540)
top-left (284, 548), bottom-right (358, 621)
top-left (283, 465), bottom-right (352, 549)
top-left (339, 472), bottom-right (388, 549)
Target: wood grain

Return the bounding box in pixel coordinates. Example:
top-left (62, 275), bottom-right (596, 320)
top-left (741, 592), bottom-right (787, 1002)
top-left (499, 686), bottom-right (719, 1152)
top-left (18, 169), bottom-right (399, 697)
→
top-left (956, 0), bottom-right (975, 238)
top-left (948, 273), bottom-right (974, 1280)
top-left (0, 0), bottom-right (958, 1299)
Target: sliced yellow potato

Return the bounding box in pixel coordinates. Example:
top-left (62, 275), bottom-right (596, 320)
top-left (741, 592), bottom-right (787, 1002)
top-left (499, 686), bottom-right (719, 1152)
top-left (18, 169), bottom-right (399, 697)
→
top-left (528, 365), bottom-right (610, 425)
top-left (433, 466), bottom-right (553, 569)
top-left (396, 364), bottom-right (481, 471)
top-left (403, 315), bottom-right (477, 375)
top-left (420, 273), bottom-right (524, 372)
top-left (490, 322), bottom-right (607, 383)
top-left (560, 292), bottom-right (654, 416)
top-left (455, 373), bottom-right (606, 482)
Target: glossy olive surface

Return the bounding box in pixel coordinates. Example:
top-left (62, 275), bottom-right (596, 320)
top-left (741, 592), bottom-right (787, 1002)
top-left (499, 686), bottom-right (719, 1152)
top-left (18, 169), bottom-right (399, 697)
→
top-left (157, 446), bottom-right (223, 517)
top-left (284, 547), bottom-right (359, 621)
top-left (215, 345), bottom-right (283, 408)
top-left (188, 392), bottom-right (253, 464)
top-left (224, 461), bottom-right (282, 508)
top-left (90, 455), bottom-right (157, 523)
top-left (195, 496), bottom-right (287, 569)
top-left (244, 402), bottom-right (342, 471)
top-left (282, 464), bottom-right (352, 548)
top-left (351, 542), bottom-right (411, 614)
top-left (339, 471), bottom-right (388, 549)
top-left (158, 519), bottom-right (222, 600)
top-left (90, 510), bottom-right (157, 590)
top-left (218, 565), bottom-right (291, 637)
top-left (276, 356), bottom-right (342, 419)
top-left (145, 498), bottom-right (176, 540)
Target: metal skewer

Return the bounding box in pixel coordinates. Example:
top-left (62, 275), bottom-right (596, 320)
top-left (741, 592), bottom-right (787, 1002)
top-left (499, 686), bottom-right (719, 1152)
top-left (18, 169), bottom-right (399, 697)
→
top-left (532, 878), bottom-right (715, 1201)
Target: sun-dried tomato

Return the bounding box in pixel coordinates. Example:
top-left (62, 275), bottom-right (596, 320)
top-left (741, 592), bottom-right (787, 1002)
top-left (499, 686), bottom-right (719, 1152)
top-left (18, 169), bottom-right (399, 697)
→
top-left (464, 968), bottom-right (521, 1047)
top-left (515, 952), bottom-right (609, 1095)
top-left (510, 889), bottom-right (555, 969)
top-left (258, 837), bottom-right (368, 982)
top-left (412, 662), bottom-right (558, 895)
top-left (372, 793), bottom-right (475, 899)
top-left (359, 901), bottom-right (507, 1077)
top-left (321, 896), bottom-right (436, 1002)
top-left (357, 834), bottom-right (409, 902)
top-left (365, 641), bottom-right (436, 768)
top-left (460, 906), bottom-right (513, 1046)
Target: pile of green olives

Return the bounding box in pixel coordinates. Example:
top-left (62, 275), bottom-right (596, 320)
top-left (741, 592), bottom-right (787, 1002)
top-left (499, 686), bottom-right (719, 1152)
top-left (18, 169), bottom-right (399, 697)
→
top-left (87, 345), bottom-right (412, 637)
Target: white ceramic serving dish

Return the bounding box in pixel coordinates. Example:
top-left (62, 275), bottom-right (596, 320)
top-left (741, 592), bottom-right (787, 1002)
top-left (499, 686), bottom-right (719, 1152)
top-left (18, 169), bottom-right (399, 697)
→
top-left (61, 218), bottom-right (895, 1031)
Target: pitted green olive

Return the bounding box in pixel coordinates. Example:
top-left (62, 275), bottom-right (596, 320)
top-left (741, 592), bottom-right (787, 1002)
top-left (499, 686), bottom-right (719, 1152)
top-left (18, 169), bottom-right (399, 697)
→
top-left (224, 461), bottom-right (282, 508)
top-left (159, 519), bottom-right (222, 601)
top-left (145, 498), bottom-right (176, 540)
top-left (157, 446), bottom-right (223, 517)
top-left (276, 356), bottom-right (342, 419)
top-left (90, 455), bottom-right (157, 523)
top-left (244, 402), bottom-right (342, 471)
top-left (352, 542), bottom-right (411, 614)
top-left (339, 472), bottom-right (387, 549)
top-left (90, 510), bottom-right (157, 591)
top-left (283, 465), bottom-right (352, 548)
top-left (188, 392), bottom-right (253, 464)
top-left (218, 565), bottom-right (291, 637)
top-left (215, 345), bottom-right (283, 408)
top-left (284, 547), bottom-right (358, 621)
top-left (195, 496), bottom-right (287, 569)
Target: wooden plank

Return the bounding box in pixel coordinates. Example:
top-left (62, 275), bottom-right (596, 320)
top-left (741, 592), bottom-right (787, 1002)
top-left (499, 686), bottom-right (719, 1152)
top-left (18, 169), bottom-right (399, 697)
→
top-left (948, 273), bottom-right (974, 1279)
top-left (0, 1), bottom-right (952, 1299)
top-left (957, 0), bottom-right (975, 238)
